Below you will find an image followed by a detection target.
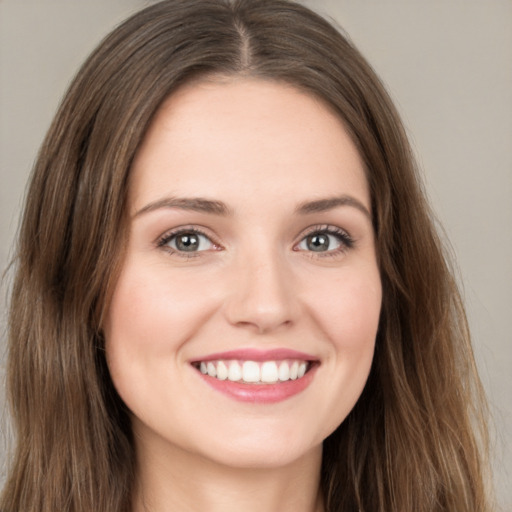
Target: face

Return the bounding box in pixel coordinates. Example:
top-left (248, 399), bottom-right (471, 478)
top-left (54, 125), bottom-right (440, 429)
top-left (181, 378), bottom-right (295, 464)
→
top-left (104, 78), bottom-right (382, 470)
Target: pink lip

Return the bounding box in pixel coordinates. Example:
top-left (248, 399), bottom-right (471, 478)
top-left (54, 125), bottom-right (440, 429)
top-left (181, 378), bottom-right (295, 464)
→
top-left (189, 348), bottom-right (320, 404)
top-left (196, 365), bottom-right (318, 403)
top-left (190, 348), bottom-right (317, 363)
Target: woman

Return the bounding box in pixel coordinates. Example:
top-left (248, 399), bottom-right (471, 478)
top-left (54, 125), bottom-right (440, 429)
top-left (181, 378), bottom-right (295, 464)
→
top-left (1, 0), bottom-right (493, 511)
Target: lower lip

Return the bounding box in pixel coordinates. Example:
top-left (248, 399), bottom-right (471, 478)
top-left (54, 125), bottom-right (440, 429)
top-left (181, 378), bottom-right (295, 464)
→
top-left (194, 364), bottom-right (318, 403)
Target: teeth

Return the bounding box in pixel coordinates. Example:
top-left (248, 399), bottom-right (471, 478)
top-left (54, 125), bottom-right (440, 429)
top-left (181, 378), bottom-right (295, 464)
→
top-left (278, 361), bottom-right (290, 381)
top-left (242, 361), bottom-right (260, 383)
top-left (206, 362), bottom-right (216, 378)
top-left (227, 361), bottom-right (242, 381)
top-left (216, 361), bottom-right (228, 380)
top-left (261, 361), bottom-right (279, 383)
top-left (290, 361), bottom-right (299, 380)
top-left (196, 359), bottom-right (311, 384)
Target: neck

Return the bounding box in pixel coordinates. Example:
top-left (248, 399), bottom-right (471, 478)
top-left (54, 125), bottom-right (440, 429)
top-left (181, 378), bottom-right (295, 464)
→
top-left (131, 428), bottom-right (324, 512)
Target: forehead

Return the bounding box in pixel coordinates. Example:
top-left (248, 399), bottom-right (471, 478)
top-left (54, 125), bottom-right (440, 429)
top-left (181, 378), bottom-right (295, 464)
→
top-left (129, 78), bottom-right (369, 214)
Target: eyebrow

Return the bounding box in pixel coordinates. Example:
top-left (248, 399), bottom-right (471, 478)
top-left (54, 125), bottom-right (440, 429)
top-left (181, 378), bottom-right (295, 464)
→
top-left (134, 194), bottom-right (371, 219)
top-left (295, 195), bottom-right (371, 219)
top-left (134, 197), bottom-right (231, 217)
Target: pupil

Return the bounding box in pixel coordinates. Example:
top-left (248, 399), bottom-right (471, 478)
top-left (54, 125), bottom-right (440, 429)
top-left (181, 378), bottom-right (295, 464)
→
top-left (176, 233), bottom-right (199, 251)
top-left (307, 233), bottom-right (329, 251)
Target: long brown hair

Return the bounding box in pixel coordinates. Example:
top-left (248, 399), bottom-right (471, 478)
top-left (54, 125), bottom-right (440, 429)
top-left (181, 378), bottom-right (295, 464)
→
top-left (1, 1), bottom-right (492, 510)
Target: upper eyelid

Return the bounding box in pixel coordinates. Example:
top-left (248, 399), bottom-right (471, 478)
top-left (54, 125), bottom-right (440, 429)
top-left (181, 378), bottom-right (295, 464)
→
top-left (297, 224), bottom-right (353, 240)
top-left (300, 224), bottom-right (348, 233)
top-left (156, 225), bottom-right (219, 245)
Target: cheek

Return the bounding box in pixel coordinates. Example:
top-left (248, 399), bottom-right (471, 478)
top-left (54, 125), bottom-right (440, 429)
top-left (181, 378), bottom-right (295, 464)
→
top-left (308, 266), bottom-right (382, 351)
top-left (103, 263), bottom-right (219, 426)
top-left (104, 263), bottom-right (219, 356)
top-left (102, 261), bottom-right (223, 409)
top-left (306, 265), bottom-right (381, 425)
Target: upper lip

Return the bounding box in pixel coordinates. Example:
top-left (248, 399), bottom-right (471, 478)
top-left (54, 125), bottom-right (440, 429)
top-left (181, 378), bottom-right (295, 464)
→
top-left (189, 348), bottom-right (319, 363)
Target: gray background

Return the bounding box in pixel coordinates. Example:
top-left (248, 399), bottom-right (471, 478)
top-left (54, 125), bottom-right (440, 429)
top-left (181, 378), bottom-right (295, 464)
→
top-left (1, 1), bottom-right (510, 508)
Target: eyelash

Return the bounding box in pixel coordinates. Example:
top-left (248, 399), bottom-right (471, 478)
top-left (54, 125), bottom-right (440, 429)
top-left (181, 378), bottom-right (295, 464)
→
top-left (157, 227), bottom-right (220, 258)
top-left (296, 224), bottom-right (355, 258)
top-left (156, 224), bottom-right (355, 259)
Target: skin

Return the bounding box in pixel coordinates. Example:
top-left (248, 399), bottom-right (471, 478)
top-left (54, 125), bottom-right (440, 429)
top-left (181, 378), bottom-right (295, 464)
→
top-left (104, 78), bottom-right (382, 512)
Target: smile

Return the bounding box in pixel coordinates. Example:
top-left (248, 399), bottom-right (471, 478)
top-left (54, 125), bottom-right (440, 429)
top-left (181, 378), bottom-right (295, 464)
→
top-left (194, 359), bottom-right (310, 384)
top-left (190, 349), bottom-right (319, 403)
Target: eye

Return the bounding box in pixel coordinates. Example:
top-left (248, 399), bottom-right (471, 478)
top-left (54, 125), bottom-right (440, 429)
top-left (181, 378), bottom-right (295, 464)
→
top-left (158, 229), bottom-right (216, 253)
top-left (298, 232), bottom-right (340, 252)
top-left (296, 226), bottom-right (354, 254)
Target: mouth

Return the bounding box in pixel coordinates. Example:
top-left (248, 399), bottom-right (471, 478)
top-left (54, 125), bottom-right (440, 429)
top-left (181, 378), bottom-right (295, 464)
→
top-left (190, 349), bottom-right (319, 403)
top-left (191, 359), bottom-right (313, 384)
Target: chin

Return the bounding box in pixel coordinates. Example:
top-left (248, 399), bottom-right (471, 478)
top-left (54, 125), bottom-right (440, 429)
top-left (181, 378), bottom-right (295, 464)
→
top-left (202, 439), bottom-right (322, 470)
top-left (184, 419), bottom-right (327, 470)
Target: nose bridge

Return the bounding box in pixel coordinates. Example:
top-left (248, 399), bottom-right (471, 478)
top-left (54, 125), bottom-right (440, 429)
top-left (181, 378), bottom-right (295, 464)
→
top-left (224, 237), bottom-right (298, 333)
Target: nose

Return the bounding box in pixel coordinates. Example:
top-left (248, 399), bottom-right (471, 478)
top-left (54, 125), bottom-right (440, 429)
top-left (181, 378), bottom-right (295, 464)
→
top-left (223, 248), bottom-right (300, 335)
